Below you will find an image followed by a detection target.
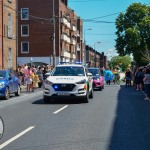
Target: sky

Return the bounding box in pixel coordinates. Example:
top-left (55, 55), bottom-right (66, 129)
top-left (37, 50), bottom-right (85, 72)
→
top-left (68, 0), bottom-right (150, 60)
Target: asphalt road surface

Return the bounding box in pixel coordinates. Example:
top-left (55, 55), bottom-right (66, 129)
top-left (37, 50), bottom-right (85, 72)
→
top-left (0, 83), bottom-right (150, 150)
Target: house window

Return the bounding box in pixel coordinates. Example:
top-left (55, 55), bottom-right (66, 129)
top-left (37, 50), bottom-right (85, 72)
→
top-left (8, 13), bottom-right (12, 38)
top-left (21, 25), bottom-right (29, 36)
top-left (8, 48), bottom-right (12, 69)
top-left (21, 8), bottom-right (29, 20)
top-left (21, 42), bottom-right (29, 53)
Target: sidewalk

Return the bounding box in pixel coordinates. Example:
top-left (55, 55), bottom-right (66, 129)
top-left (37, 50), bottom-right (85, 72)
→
top-left (20, 85), bottom-right (42, 94)
top-left (20, 85), bottom-right (28, 94)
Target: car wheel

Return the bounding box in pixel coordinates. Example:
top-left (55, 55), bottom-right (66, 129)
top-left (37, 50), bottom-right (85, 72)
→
top-left (89, 88), bottom-right (93, 99)
top-left (43, 96), bottom-right (50, 104)
top-left (99, 86), bottom-right (102, 91)
top-left (4, 87), bottom-right (10, 100)
top-left (102, 85), bottom-right (104, 89)
top-left (15, 85), bottom-right (21, 96)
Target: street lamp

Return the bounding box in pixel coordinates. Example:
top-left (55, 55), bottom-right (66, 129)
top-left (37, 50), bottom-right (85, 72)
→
top-left (84, 28), bottom-right (92, 64)
top-left (30, 58), bottom-right (32, 66)
top-left (94, 42), bottom-right (101, 67)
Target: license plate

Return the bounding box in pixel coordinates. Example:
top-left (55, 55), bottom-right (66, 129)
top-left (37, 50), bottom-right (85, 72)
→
top-left (57, 93), bottom-right (70, 96)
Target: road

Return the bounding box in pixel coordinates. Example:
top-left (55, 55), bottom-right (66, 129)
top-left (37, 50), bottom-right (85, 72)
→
top-left (0, 84), bottom-right (150, 150)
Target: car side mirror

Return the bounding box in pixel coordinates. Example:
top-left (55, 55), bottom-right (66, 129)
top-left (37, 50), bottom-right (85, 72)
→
top-left (87, 73), bottom-right (93, 76)
top-left (46, 73), bottom-right (51, 76)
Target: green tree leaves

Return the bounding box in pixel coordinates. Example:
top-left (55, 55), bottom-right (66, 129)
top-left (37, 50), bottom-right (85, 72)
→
top-left (109, 55), bottom-right (132, 72)
top-left (115, 3), bottom-right (150, 65)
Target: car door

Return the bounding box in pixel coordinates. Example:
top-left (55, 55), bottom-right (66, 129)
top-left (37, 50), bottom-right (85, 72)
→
top-left (7, 71), bottom-right (14, 93)
top-left (11, 70), bottom-right (19, 92)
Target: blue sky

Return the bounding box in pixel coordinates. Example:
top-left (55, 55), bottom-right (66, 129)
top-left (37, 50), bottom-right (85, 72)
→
top-left (68, 0), bottom-right (150, 59)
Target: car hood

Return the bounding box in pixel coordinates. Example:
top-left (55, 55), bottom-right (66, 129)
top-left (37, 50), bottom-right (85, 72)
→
top-left (47, 76), bottom-right (86, 84)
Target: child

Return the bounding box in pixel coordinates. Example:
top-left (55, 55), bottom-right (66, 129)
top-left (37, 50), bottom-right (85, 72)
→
top-left (26, 75), bottom-right (33, 92)
top-left (33, 74), bottom-right (40, 92)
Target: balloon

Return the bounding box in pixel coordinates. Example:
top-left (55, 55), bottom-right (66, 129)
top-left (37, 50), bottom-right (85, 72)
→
top-left (104, 70), bottom-right (113, 81)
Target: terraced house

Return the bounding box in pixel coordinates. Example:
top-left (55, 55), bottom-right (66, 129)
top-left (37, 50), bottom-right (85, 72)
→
top-left (0, 0), bottom-right (17, 69)
top-left (18, 0), bottom-right (84, 66)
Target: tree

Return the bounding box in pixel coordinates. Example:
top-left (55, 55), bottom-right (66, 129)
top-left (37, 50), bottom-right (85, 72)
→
top-left (141, 49), bottom-right (150, 63)
top-left (115, 3), bottom-right (150, 66)
top-left (108, 55), bottom-right (132, 71)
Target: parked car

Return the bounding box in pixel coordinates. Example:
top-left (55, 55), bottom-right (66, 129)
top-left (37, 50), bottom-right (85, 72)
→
top-left (0, 70), bottom-right (21, 100)
top-left (87, 68), bottom-right (104, 91)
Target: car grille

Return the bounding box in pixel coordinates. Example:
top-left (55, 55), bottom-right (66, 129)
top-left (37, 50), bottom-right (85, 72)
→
top-left (52, 84), bottom-right (76, 91)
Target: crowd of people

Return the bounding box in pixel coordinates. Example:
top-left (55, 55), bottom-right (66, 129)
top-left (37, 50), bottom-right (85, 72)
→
top-left (15, 63), bottom-right (150, 100)
top-left (129, 64), bottom-right (150, 100)
top-left (16, 64), bottom-right (53, 92)
top-left (102, 64), bottom-right (150, 101)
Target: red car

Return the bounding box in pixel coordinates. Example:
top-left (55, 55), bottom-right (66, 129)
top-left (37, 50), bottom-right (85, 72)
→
top-left (87, 68), bottom-right (104, 91)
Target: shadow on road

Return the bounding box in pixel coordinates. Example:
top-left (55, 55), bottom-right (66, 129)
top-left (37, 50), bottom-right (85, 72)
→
top-left (108, 85), bottom-right (150, 150)
top-left (32, 98), bottom-right (84, 105)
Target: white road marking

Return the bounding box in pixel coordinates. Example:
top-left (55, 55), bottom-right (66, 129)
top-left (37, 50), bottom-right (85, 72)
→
top-left (0, 126), bottom-right (35, 149)
top-left (53, 105), bottom-right (69, 114)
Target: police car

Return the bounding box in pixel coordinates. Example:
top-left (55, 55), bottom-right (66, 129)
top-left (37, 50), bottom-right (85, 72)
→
top-left (43, 63), bottom-right (93, 103)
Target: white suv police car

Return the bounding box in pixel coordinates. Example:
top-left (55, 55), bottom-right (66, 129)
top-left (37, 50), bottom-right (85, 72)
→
top-left (43, 63), bottom-right (93, 103)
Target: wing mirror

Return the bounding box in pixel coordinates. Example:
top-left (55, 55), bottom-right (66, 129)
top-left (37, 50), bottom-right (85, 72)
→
top-left (44, 73), bottom-right (51, 80)
top-left (87, 73), bottom-right (93, 76)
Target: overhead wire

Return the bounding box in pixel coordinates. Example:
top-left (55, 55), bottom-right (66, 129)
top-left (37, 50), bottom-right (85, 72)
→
top-left (1, 1), bottom-right (150, 24)
top-left (69, 0), bottom-right (106, 2)
top-left (1, 1), bottom-right (149, 36)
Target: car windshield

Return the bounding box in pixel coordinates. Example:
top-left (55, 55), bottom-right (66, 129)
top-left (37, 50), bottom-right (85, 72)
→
top-left (0, 71), bottom-right (6, 79)
top-left (88, 69), bottom-right (100, 76)
top-left (52, 66), bottom-right (85, 76)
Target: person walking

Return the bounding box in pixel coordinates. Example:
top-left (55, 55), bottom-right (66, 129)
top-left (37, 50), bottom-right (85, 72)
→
top-left (104, 68), bottom-right (113, 85)
top-left (135, 68), bottom-right (144, 90)
top-left (33, 73), bottom-right (40, 92)
top-left (125, 68), bottom-right (132, 87)
top-left (143, 69), bottom-right (150, 100)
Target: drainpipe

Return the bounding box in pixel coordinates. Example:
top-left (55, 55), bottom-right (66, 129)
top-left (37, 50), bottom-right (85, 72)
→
top-left (16, 0), bottom-right (18, 68)
top-left (2, 0), bottom-right (4, 69)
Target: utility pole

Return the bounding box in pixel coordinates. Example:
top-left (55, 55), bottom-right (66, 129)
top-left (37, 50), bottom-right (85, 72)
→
top-left (84, 28), bottom-right (92, 65)
top-left (52, 0), bottom-right (56, 67)
top-left (94, 42), bottom-right (101, 67)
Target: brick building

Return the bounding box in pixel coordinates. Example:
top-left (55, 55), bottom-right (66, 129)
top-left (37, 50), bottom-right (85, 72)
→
top-left (17, 0), bottom-right (83, 66)
top-left (86, 45), bottom-right (108, 68)
top-left (0, 0), bottom-right (17, 69)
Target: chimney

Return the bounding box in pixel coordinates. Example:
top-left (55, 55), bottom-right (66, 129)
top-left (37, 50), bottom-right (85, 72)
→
top-left (62, 0), bottom-right (68, 6)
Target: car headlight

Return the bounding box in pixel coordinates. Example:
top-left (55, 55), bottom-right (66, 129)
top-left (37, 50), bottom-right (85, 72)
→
top-left (76, 79), bottom-right (86, 84)
top-left (45, 80), bottom-right (53, 85)
top-left (0, 82), bottom-right (5, 88)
